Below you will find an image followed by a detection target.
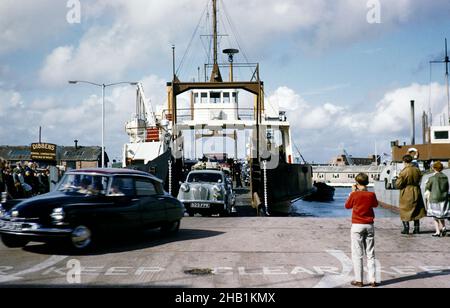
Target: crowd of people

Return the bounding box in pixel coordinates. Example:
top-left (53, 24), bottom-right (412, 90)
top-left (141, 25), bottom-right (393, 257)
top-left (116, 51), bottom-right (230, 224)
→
top-left (0, 160), bottom-right (51, 200)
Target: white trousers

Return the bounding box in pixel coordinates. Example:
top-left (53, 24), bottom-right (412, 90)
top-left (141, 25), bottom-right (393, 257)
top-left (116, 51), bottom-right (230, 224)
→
top-left (351, 224), bottom-right (376, 283)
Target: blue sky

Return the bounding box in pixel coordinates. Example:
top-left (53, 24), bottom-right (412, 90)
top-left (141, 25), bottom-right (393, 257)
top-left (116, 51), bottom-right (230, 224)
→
top-left (1, 0), bottom-right (450, 163)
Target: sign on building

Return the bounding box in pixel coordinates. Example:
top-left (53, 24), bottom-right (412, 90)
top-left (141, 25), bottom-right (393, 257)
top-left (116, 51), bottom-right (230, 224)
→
top-left (31, 143), bottom-right (57, 162)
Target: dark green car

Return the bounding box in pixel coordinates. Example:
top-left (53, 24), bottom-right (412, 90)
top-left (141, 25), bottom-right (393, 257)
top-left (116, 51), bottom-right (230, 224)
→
top-left (0, 169), bottom-right (184, 251)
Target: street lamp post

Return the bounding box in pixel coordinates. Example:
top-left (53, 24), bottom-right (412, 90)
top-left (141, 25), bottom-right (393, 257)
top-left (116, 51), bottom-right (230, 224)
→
top-left (68, 80), bottom-right (138, 168)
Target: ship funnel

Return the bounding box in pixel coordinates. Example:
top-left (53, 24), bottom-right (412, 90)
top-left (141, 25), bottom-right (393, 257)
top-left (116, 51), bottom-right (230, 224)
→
top-left (410, 100), bottom-right (416, 145)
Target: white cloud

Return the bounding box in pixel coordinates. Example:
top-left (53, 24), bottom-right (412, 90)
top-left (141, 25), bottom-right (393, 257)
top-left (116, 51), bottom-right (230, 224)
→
top-left (268, 86), bottom-right (347, 131)
top-left (268, 82), bottom-right (449, 162)
top-left (0, 0), bottom-right (69, 55)
top-left (38, 0), bottom-right (450, 87)
top-left (370, 83), bottom-right (448, 134)
top-left (0, 89), bottom-right (23, 114)
top-left (0, 74), bottom-right (167, 161)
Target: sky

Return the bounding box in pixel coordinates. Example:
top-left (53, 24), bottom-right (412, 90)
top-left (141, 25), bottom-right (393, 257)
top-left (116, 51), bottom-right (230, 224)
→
top-left (1, 0), bottom-right (450, 164)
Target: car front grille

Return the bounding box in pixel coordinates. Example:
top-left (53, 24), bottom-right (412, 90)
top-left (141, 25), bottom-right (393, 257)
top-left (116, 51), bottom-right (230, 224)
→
top-left (191, 186), bottom-right (210, 201)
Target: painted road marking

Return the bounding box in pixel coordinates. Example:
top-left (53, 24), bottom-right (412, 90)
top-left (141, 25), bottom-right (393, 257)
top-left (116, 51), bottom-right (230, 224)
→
top-left (0, 255), bottom-right (68, 283)
top-left (313, 250), bottom-right (353, 288)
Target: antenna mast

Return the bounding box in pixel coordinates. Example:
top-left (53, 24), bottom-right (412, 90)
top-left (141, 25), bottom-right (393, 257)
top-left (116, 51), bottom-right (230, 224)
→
top-left (431, 38), bottom-right (450, 124)
top-left (210, 0), bottom-right (222, 82)
top-left (446, 38), bottom-right (450, 125)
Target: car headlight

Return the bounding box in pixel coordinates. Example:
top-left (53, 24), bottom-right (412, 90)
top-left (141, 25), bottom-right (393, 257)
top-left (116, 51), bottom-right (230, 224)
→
top-left (212, 185), bottom-right (223, 200)
top-left (180, 184), bottom-right (190, 193)
top-left (51, 208), bottom-right (65, 224)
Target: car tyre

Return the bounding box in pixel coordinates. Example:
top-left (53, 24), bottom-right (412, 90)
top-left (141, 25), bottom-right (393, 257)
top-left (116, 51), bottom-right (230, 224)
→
top-left (161, 220), bottom-right (180, 235)
top-left (69, 225), bottom-right (94, 252)
top-left (220, 205), bottom-right (231, 217)
top-left (1, 235), bottom-right (29, 248)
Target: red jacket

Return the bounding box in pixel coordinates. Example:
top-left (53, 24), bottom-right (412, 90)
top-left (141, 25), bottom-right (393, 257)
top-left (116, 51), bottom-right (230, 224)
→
top-left (345, 191), bottom-right (379, 225)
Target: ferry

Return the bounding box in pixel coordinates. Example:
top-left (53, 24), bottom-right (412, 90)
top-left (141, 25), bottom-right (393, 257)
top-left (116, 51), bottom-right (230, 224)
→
top-left (122, 0), bottom-right (313, 215)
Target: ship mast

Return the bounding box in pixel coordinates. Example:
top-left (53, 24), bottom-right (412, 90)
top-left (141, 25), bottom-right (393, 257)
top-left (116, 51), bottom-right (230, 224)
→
top-left (210, 0), bottom-right (223, 82)
top-left (431, 38), bottom-right (450, 124)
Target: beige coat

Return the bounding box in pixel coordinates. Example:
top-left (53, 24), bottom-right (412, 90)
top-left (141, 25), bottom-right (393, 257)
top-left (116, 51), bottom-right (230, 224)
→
top-left (395, 164), bottom-right (426, 222)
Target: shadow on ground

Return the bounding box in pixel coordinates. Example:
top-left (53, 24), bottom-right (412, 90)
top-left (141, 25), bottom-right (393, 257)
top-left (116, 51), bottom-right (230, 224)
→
top-left (22, 228), bottom-right (224, 256)
top-left (381, 269), bottom-right (450, 287)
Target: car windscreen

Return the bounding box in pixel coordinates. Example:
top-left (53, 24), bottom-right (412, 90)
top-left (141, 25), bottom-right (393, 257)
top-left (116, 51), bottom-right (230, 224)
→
top-left (57, 174), bottom-right (110, 196)
top-left (187, 173), bottom-right (223, 183)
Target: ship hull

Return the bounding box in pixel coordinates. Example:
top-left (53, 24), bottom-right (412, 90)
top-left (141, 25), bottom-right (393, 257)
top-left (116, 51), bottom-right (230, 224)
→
top-left (254, 161), bottom-right (314, 215)
top-left (374, 169), bottom-right (450, 213)
top-left (374, 181), bottom-right (400, 213)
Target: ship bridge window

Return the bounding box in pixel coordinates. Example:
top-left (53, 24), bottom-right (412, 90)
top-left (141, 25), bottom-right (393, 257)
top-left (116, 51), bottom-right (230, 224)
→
top-left (435, 131), bottom-right (449, 140)
top-left (232, 92), bottom-right (238, 103)
top-left (210, 92), bottom-right (221, 104)
top-left (223, 92), bottom-right (230, 103)
top-left (200, 93), bottom-right (208, 104)
top-left (194, 93), bottom-right (200, 104)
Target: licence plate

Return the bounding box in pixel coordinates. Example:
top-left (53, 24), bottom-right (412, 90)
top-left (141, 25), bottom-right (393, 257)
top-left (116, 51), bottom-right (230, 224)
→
top-left (191, 203), bottom-right (211, 209)
top-left (0, 221), bottom-right (23, 231)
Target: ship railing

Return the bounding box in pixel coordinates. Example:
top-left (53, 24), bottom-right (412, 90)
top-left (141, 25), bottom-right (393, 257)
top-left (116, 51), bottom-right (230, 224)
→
top-left (202, 62), bottom-right (260, 82)
top-left (162, 108), bottom-right (256, 122)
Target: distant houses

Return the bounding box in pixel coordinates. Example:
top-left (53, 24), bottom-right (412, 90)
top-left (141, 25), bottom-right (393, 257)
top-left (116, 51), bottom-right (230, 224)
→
top-left (0, 143), bottom-right (109, 169)
top-left (313, 154), bottom-right (383, 187)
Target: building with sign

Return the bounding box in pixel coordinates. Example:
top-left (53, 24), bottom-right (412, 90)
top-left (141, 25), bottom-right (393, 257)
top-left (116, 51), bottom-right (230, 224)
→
top-left (0, 144), bottom-right (108, 169)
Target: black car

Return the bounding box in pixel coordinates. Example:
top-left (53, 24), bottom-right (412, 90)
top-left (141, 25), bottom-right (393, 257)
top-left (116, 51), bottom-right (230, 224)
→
top-left (0, 169), bottom-right (184, 251)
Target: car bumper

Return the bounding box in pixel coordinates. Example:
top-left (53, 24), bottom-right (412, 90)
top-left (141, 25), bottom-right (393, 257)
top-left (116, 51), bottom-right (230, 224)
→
top-left (181, 201), bottom-right (226, 212)
top-left (0, 221), bottom-right (73, 240)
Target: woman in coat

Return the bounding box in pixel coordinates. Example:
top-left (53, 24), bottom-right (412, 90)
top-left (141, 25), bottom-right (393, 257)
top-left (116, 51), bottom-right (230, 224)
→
top-left (425, 161), bottom-right (449, 237)
top-left (396, 155), bottom-right (427, 234)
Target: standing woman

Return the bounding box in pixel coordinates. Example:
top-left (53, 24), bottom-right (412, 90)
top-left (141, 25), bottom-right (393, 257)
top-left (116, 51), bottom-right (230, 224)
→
top-left (425, 161), bottom-right (449, 237)
top-left (396, 155), bottom-right (427, 234)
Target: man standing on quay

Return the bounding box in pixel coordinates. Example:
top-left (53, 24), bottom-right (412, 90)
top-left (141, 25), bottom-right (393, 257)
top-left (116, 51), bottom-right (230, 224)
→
top-left (395, 155), bottom-right (427, 234)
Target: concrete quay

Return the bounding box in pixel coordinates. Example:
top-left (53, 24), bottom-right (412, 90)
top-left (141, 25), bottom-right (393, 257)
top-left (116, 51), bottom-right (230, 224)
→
top-left (0, 217), bottom-right (449, 288)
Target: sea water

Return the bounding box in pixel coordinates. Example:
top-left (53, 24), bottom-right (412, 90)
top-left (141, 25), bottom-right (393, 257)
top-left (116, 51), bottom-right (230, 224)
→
top-left (292, 188), bottom-right (398, 218)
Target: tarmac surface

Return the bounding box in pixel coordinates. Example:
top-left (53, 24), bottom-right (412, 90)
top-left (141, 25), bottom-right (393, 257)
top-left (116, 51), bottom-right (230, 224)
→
top-left (0, 217), bottom-right (449, 288)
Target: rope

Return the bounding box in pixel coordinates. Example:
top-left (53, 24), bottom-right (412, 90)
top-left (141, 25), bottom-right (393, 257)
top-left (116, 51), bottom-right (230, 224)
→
top-left (168, 160), bottom-right (173, 196)
top-left (176, 0), bottom-right (210, 76)
top-left (220, 0), bottom-right (253, 76)
top-left (263, 160), bottom-right (269, 216)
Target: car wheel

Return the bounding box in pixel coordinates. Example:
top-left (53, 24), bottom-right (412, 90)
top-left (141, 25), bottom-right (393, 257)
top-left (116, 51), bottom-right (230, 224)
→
top-left (1, 235), bottom-right (29, 248)
top-left (220, 205), bottom-right (231, 217)
top-left (70, 225), bottom-right (93, 251)
top-left (161, 220), bottom-right (180, 235)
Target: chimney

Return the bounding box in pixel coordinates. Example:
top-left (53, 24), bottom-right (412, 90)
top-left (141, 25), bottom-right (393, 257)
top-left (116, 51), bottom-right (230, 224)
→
top-left (74, 140), bottom-right (79, 150)
top-left (410, 100), bottom-right (416, 145)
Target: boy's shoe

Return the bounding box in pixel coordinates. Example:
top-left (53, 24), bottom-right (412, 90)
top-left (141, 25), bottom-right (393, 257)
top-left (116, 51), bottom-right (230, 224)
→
top-left (351, 281), bottom-right (364, 287)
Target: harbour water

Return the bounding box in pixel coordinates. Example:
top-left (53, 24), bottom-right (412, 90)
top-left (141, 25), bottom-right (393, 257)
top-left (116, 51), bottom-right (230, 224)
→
top-left (292, 188), bottom-right (398, 218)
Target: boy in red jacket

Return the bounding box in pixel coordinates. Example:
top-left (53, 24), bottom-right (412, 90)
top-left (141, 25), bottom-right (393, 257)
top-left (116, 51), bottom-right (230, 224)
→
top-left (345, 173), bottom-right (380, 288)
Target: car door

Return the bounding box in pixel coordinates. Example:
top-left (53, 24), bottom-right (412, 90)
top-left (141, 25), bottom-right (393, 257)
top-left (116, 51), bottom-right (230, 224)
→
top-left (104, 176), bottom-right (141, 232)
top-left (135, 178), bottom-right (167, 229)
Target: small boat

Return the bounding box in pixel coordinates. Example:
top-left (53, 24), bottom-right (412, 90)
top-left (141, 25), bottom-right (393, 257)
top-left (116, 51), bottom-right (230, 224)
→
top-left (304, 182), bottom-right (335, 202)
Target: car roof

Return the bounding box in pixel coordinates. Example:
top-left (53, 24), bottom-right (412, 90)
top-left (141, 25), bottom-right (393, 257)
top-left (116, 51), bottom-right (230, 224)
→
top-left (66, 168), bottom-right (163, 183)
top-left (189, 170), bottom-right (224, 175)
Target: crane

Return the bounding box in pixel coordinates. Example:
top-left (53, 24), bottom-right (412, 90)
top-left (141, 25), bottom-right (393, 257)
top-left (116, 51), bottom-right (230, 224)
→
top-left (343, 149), bottom-right (354, 165)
